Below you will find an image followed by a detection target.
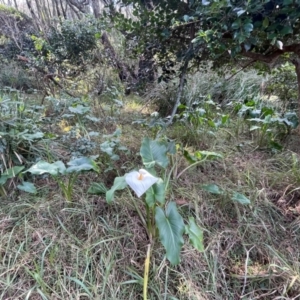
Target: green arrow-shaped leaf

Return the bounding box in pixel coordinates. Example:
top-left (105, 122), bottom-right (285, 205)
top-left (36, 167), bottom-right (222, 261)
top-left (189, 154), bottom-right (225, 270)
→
top-left (68, 105), bottom-right (90, 114)
top-left (17, 182), bottom-right (37, 194)
top-left (106, 176), bottom-right (127, 203)
top-left (140, 137), bottom-right (169, 169)
top-left (53, 161), bottom-right (67, 174)
top-left (231, 192), bottom-right (251, 205)
top-left (145, 179), bottom-right (166, 207)
top-left (1, 166), bottom-right (24, 178)
top-left (185, 217), bottom-right (204, 252)
top-left (155, 202), bottom-right (185, 265)
top-left (67, 157), bottom-right (99, 173)
top-left (201, 184), bottom-right (224, 195)
top-left (0, 166), bottom-right (25, 185)
top-left (26, 161), bottom-right (60, 176)
top-left (88, 182), bottom-right (107, 194)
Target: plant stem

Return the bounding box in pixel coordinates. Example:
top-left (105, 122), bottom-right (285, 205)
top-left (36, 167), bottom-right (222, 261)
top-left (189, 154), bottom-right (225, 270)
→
top-left (143, 244), bottom-right (151, 300)
top-left (129, 191), bottom-right (147, 229)
top-left (176, 158), bottom-right (208, 179)
top-left (146, 204), bottom-right (151, 238)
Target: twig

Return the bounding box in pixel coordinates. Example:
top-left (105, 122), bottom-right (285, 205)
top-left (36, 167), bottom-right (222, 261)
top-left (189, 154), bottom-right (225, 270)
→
top-left (240, 245), bottom-right (256, 298)
top-left (226, 59), bottom-right (256, 81)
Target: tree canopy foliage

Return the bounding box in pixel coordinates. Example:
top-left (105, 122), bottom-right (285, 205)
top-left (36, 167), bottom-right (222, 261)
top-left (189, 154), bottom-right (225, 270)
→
top-left (112, 0), bottom-right (300, 119)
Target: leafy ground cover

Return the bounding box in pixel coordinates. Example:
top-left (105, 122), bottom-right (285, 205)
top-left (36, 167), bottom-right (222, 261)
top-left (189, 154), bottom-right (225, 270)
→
top-left (1, 73), bottom-right (300, 299)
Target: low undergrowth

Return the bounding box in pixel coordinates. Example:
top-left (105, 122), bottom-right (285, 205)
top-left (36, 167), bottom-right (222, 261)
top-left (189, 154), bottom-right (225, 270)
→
top-left (1, 87), bottom-right (300, 299)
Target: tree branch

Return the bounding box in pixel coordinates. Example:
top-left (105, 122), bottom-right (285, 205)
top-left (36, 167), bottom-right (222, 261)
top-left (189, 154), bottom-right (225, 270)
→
top-left (241, 43), bottom-right (300, 64)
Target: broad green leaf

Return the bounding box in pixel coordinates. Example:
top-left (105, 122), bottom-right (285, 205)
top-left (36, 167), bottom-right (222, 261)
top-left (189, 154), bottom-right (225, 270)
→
top-left (284, 112), bottom-right (299, 129)
top-left (183, 149), bottom-right (197, 164)
top-left (201, 184), bottom-right (224, 195)
top-left (106, 176), bottom-right (127, 203)
top-left (231, 192), bottom-right (251, 205)
top-left (250, 125), bottom-right (261, 131)
top-left (17, 182), bottom-right (37, 194)
top-left (231, 21), bottom-right (240, 30)
top-left (262, 17), bottom-right (269, 28)
top-left (155, 202), bottom-right (185, 265)
top-left (196, 151), bottom-right (223, 160)
top-left (1, 166), bottom-right (24, 179)
top-left (140, 137), bottom-right (169, 169)
top-left (207, 120), bottom-right (216, 128)
top-left (88, 182), bottom-right (107, 194)
top-left (68, 105), bottom-right (90, 114)
top-left (145, 179), bottom-right (166, 207)
top-left (67, 157), bottom-right (99, 173)
top-left (183, 15), bottom-right (189, 22)
top-left (244, 43), bottom-right (251, 51)
top-left (236, 9), bottom-right (245, 17)
top-left (100, 141), bottom-right (114, 156)
top-left (280, 25), bottom-right (293, 35)
top-left (243, 23), bottom-right (253, 33)
top-left (185, 217), bottom-right (204, 252)
top-left (22, 132), bottom-right (44, 140)
top-left (221, 114), bottom-right (230, 124)
top-left (0, 175), bottom-right (9, 185)
top-left (53, 161), bottom-right (66, 174)
top-left (166, 140), bottom-right (176, 155)
top-left (26, 161), bottom-right (60, 175)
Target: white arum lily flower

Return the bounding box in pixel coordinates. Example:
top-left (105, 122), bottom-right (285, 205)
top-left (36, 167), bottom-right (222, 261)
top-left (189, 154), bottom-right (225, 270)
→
top-left (125, 169), bottom-right (159, 197)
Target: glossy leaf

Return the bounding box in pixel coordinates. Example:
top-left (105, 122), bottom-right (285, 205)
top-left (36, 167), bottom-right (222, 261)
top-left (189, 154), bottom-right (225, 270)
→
top-left (140, 137), bottom-right (169, 169)
top-left (145, 179), bottom-right (166, 207)
top-left (26, 161), bottom-right (61, 176)
top-left (67, 157), bottom-right (99, 173)
top-left (185, 217), bottom-right (204, 252)
top-left (106, 176), bottom-right (127, 203)
top-left (68, 105), bottom-right (90, 114)
top-left (0, 166), bottom-right (25, 185)
top-left (53, 161), bottom-right (66, 174)
top-left (243, 23), bottom-right (253, 33)
top-left (155, 202), bottom-right (185, 265)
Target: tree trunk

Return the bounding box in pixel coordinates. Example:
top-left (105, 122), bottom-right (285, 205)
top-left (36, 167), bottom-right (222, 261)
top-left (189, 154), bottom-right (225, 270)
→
top-left (91, 0), bottom-right (101, 18)
top-left (101, 32), bottom-right (137, 92)
top-left (291, 56), bottom-right (300, 129)
top-left (166, 58), bottom-right (189, 126)
top-left (26, 0), bottom-right (40, 31)
top-left (53, 0), bottom-right (61, 17)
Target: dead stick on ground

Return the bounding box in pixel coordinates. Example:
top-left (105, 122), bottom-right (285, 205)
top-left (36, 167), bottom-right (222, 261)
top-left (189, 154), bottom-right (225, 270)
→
top-left (241, 245), bottom-right (256, 298)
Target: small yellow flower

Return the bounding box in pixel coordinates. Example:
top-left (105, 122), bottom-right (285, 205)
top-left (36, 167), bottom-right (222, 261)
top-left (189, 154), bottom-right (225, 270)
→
top-left (125, 169), bottom-right (159, 197)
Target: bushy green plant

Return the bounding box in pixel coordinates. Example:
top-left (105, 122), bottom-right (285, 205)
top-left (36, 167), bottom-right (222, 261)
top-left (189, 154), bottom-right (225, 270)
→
top-left (25, 157), bottom-right (99, 201)
top-left (40, 17), bottom-right (101, 65)
top-left (265, 62), bottom-right (298, 110)
top-left (178, 97), bottom-right (230, 132)
top-left (100, 128), bottom-right (130, 171)
top-left (0, 62), bottom-right (38, 91)
top-left (0, 94), bottom-right (45, 170)
top-left (100, 137), bottom-right (205, 266)
top-left (237, 99), bottom-right (298, 149)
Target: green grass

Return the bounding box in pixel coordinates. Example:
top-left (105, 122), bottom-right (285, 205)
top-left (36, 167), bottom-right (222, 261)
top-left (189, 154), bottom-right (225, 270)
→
top-left (2, 86), bottom-right (300, 299)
